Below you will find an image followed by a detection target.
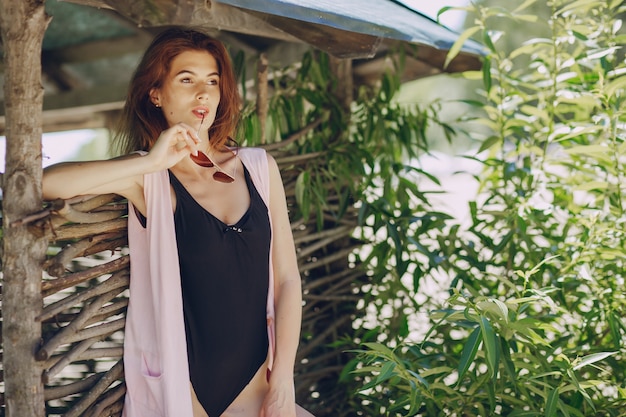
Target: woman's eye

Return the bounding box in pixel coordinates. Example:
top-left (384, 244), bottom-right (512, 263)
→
top-left (207, 79), bottom-right (218, 85)
top-left (181, 77), bottom-right (192, 84)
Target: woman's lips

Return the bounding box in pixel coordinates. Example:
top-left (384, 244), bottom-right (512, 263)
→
top-left (192, 107), bottom-right (209, 118)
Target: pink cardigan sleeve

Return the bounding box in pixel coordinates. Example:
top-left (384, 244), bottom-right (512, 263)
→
top-left (123, 168), bottom-right (193, 417)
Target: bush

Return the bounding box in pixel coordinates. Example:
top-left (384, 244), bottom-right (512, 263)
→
top-left (350, 1), bottom-right (626, 415)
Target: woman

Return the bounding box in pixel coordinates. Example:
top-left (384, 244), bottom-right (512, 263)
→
top-left (43, 27), bottom-right (313, 417)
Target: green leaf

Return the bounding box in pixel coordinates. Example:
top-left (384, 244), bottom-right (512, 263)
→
top-left (483, 56), bottom-right (492, 93)
top-left (573, 181), bottom-right (608, 191)
top-left (479, 316), bottom-right (498, 378)
top-left (362, 342), bottom-right (397, 360)
top-left (513, 0), bottom-right (538, 13)
top-left (376, 361), bottom-right (397, 383)
top-left (477, 299), bottom-right (510, 323)
top-left (294, 171), bottom-right (310, 219)
top-left (572, 351), bottom-right (617, 371)
top-left (478, 135), bottom-right (501, 153)
top-left (456, 326), bottom-right (482, 384)
top-left (608, 311), bottom-right (624, 347)
top-left (445, 26), bottom-right (481, 69)
top-left (545, 387), bottom-right (559, 417)
top-left (563, 145), bottom-right (610, 160)
top-left (557, 0), bottom-right (604, 15)
top-left (605, 75), bottom-right (626, 97)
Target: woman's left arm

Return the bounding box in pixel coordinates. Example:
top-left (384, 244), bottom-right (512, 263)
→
top-left (261, 154), bottom-right (303, 417)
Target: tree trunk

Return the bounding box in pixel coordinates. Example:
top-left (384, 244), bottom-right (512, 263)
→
top-left (0, 1), bottom-right (50, 416)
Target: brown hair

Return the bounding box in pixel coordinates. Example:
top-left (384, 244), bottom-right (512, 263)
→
top-left (114, 27), bottom-right (240, 155)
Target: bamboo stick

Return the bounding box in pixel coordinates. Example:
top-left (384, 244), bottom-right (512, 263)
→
top-left (43, 337), bottom-right (101, 383)
top-left (53, 200), bottom-right (126, 225)
top-left (75, 347), bottom-right (124, 362)
top-left (296, 230), bottom-right (355, 259)
top-left (304, 294), bottom-right (361, 302)
top-left (92, 401), bottom-right (124, 417)
top-left (44, 233), bottom-right (125, 277)
top-left (44, 372), bottom-right (101, 401)
top-left (303, 267), bottom-right (362, 291)
top-left (62, 359), bottom-right (124, 417)
top-left (307, 271), bottom-right (361, 298)
top-left (261, 115), bottom-right (326, 152)
top-left (274, 151), bottom-right (325, 165)
top-left (84, 300), bottom-right (128, 327)
top-left (93, 401), bottom-right (124, 417)
top-left (37, 286), bottom-right (127, 361)
top-left (39, 270), bottom-right (129, 321)
top-left (257, 52), bottom-right (268, 144)
top-left (85, 383), bottom-right (125, 417)
top-left (293, 224), bottom-right (353, 246)
top-left (44, 195), bottom-right (125, 231)
top-left (45, 346), bottom-right (123, 384)
top-left (297, 315), bottom-right (351, 359)
top-left (78, 238), bottom-right (128, 260)
top-left (298, 246), bottom-right (360, 272)
top-left (297, 349), bottom-right (343, 368)
top-left (42, 256), bottom-right (130, 297)
top-left (62, 318), bottom-right (126, 345)
top-left (47, 218), bottom-right (128, 242)
top-left (69, 194), bottom-right (123, 213)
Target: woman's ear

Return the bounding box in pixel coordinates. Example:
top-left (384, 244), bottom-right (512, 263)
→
top-left (149, 88), bottom-right (161, 107)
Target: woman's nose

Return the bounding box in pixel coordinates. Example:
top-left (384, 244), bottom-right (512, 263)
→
top-left (196, 86), bottom-right (209, 100)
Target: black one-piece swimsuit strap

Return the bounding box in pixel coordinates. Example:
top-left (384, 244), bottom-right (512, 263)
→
top-left (169, 166), bottom-right (271, 417)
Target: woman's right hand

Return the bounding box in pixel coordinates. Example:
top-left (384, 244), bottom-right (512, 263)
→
top-left (146, 122), bottom-right (201, 170)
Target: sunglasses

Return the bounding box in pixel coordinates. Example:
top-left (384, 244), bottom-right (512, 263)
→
top-left (191, 112), bottom-right (238, 183)
top-left (190, 143), bottom-right (238, 183)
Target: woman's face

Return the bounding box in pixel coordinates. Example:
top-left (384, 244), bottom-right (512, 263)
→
top-left (149, 49), bottom-right (221, 137)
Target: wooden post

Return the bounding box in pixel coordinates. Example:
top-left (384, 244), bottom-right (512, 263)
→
top-left (0, 1), bottom-right (50, 416)
top-left (256, 53), bottom-right (268, 144)
top-left (329, 56), bottom-right (353, 112)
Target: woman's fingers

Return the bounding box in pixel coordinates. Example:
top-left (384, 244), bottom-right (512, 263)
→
top-left (171, 123), bottom-right (200, 155)
top-left (149, 123), bottom-right (202, 169)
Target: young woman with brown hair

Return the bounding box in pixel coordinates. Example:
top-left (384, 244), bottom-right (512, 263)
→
top-left (43, 27), bottom-right (313, 417)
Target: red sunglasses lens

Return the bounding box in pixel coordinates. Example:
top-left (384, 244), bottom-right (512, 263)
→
top-left (190, 146), bottom-right (237, 183)
top-left (190, 151), bottom-right (214, 167)
top-left (213, 171), bottom-right (234, 183)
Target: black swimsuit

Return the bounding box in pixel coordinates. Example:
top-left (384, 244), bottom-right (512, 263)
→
top-left (170, 167), bottom-right (270, 416)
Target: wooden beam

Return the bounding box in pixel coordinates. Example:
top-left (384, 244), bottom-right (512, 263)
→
top-left (243, 9), bottom-right (382, 58)
top-left (62, 0), bottom-right (302, 43)
top-left (0, 83), bottom-right (128, 135)
top-left (0, 0), bottom-right (50, 415)
top-left (94, 0), bottom-right (187, 26)
top-left (352, 40), bottom-right (482, 86)
top-left (46, 33), bottom-right (152, 64)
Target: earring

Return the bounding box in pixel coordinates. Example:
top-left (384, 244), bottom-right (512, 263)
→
top-left (155, 103), bottom-right (161, 108)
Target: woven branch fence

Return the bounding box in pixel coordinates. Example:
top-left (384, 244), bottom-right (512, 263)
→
top-left (0, 137), bottom-right (365, 417)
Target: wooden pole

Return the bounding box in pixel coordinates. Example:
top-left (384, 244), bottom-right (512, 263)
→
top-left (256, 53), bottom-right (268, 144)
top-left (0, 1), bottom-right (50, 416)
top-left (329, 56), bottom-right (353, 112)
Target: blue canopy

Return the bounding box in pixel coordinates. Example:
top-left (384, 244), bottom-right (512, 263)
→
top-left (217, 0), bottom-right (485, 57)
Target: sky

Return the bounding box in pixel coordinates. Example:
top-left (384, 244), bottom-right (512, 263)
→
top-left (0, 130), bottom-right (98, 171)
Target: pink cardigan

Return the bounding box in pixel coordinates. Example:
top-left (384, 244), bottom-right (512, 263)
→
top-left (122, 148), bottom-right (276, 417)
